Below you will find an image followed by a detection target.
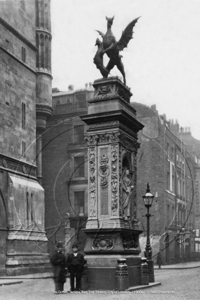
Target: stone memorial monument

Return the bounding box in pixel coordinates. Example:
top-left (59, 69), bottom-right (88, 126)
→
top-left (81, 16), bottom-right (144, 290)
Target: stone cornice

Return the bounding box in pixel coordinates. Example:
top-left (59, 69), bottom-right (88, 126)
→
top-left (36, 68), bottom-right (53, 78)
top-left (36, 104), bottom-right (53, 117)
top-left (0, 153), bottom-right (37, 178)
top-left (0, 17), bottom-right (37, 52)
top-left (36, 27), bottom-right (52, 38)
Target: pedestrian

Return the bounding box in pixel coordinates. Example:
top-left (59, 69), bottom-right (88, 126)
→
top-left (157, 251), bottom-right (162, 269)
top-left (67, 243), bottom-right (85, 292)
top-left (50, 241), bottom-right (66, 294)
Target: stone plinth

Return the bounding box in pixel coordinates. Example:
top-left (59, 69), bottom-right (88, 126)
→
top-left (81, 77), bottom-right (144, 290)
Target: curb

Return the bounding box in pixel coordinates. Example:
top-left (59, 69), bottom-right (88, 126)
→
top-left (0, 280), bottom-right (23, 286)
top-left (154, 265), bottom-right (200, 270)
top-left (128, 282), bottom-right (161, 291)
top-left (0, 273), bottom-right (53, 280)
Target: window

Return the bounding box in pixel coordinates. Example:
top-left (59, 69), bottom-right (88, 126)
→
top-left (74, 191), bottom-right (85, 216)
top-left (21, 47), bottom-right (26, 62)
top-left (167, 171), bottom-right (170, 191)
top-left (74, 124), bottom-right (84, 143)
top-left (195, 243), bottom-right (200, 252)
top-left (22, 102), bottom-right (26, 129)
top-left (26, 192), bottom-right (34, 225)
top-left (75, 93), bottom-right (86, 109)
top-left (166, 142), bottom-right (169, 158)
top-left (167, 204), bottom-right (170, 225)
top-left (74, 156), bottom-right (85, 177)
top-left (177, 178), bottom-right (181, 196)
top-left (22, 141), bottom-right (26, 156)
top-left (172, 206), bottom-right (175, 224)
top-left (171, 147), bottom-right (174, 161)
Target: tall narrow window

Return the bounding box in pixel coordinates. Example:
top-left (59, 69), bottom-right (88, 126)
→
top-left (167, 204), bottom-right (170, 226)
top-left (74, 191), bottom-right (85, 216)
top-left (22, 102), bottom-right (26, 129)
top-left (21, 47), bottom-right (26, 62)
top-left (26, 192), bottom-right (30, 224)
top-left (22, 141), bottom-right (26, 156)
top-left (74, 125), bottom-right (84, 143)
top-left (74, 156), bottom-right (85, 178)
top-left (30, 193), bottom-right (34, 222)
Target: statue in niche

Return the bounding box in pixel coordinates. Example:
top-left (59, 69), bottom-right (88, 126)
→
top-left (122, 167), bottom-right (134, 219)
top-left (94, 16), bottom-right (140, 85)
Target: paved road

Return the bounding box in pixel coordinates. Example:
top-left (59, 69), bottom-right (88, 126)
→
top-left (0, 268), bottom-right (200, 300)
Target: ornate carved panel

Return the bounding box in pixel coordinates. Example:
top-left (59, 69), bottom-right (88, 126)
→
top-left (123, 234), bottom-right (139, 249)
top-left (85, 134), bottom-right (99, 146)
top-left (99, 147), bottom-right (109, 215)
top-left (88, 147), bottom-right (97, 217)
top-left (111, 144), bottom-right (118, 216)
top-left (92, 234), bottom-right (115, 250)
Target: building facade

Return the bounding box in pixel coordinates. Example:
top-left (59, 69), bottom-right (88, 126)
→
top-left (0, 0), bottom-right (52, 275)
top-left (178, 128), bottom-right (200, 258)
top-left (133, 103), bottom-right (198, 264)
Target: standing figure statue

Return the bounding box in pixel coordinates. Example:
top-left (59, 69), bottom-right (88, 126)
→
top-left (94, 16), bottom-right (140, 86)
top-left (122, 168), bottom-right (134, 219)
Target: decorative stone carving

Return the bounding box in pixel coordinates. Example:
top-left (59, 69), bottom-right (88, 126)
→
top-left (123, 234), bottom-right (139, 249)
top-left (117, 86), bottom-right (130, 103)
top-left (111, 145), bottom-right (118, 216)
top-left (99, 147), bottom-right (109, 215)
top-left (119, 132), bottom-right (136, 150)
top-left (85, 134), bottom-right (99, 146)
top-left (118, 146), bottom-right (123, 216)
top-left (92, 235), bottom-right (115, 250)
top-left (97, 85), bottom-right (112, 96)
top-left (89, 147), bottom-right (97, 217)
top-left (2, 159), bottom-right (7, 168)
top-left (99, 148), bottom-right (109, 188)
top-left (89, 121), bottom-right (119, 130)
top-left (0, 154), bottom-right (36, 177)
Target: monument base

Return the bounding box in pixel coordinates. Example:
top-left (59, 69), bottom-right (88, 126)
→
top-left (83, 254), bottom-right (142, 290)
top-left (82, 228), bottom-right (143, 290)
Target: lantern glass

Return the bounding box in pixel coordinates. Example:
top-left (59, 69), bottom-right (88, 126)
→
top-left (143, 184), bottom-right (154, 207)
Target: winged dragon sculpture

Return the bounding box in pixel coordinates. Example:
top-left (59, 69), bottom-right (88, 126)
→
top-left (93, 16), bottom-right (140, 86)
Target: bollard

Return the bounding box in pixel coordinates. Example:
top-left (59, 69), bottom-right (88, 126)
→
top-left (116, 258), bottom-right (129, 291)
top-left (140, 257), bottom-right (149, 285)
top-left (147, 259), bottom-right (155, 283)
top-left (81, 262), bottom-right (88, 291)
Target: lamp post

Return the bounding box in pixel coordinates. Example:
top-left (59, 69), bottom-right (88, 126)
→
top-left (143, 183), bottom-right (155, 282)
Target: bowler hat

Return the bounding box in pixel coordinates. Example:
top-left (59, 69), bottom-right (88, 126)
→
top-left (72, 243), bottom-right (78, 249)
top-left (57, 241), bottom-right (63, 248)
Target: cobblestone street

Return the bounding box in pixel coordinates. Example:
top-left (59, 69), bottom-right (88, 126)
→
top-left (1, 268), bottom-right (200, 300)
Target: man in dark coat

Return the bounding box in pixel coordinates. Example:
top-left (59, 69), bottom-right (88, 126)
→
top-left (157, 251), bottom-right (162, 269)
top-left (67, 243), bottom-right (85, 292)
top-left (50, 241), bottom-right (66, 294)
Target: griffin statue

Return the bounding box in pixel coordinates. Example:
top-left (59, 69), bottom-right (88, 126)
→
top-left (93, 16), bottom-right (140, 86)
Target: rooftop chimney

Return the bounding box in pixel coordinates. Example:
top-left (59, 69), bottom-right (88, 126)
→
top-left (68, 85), bottom-right (74, 91)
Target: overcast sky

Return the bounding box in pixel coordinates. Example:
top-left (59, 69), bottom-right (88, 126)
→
top-left (51, 0), bottom-right (200, 140)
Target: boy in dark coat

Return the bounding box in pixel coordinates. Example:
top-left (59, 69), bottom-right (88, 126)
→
top-left (67, 243), bottom-right (85, 292)
top-left (50, 241), bottom-right (66, 294)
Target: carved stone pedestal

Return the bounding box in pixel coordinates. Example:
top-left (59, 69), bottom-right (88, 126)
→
top-left (81, 77), bottom-right (144, 290)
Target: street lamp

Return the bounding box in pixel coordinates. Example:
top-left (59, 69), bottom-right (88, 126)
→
top-left (143, 183), bottom-right (155, 282)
